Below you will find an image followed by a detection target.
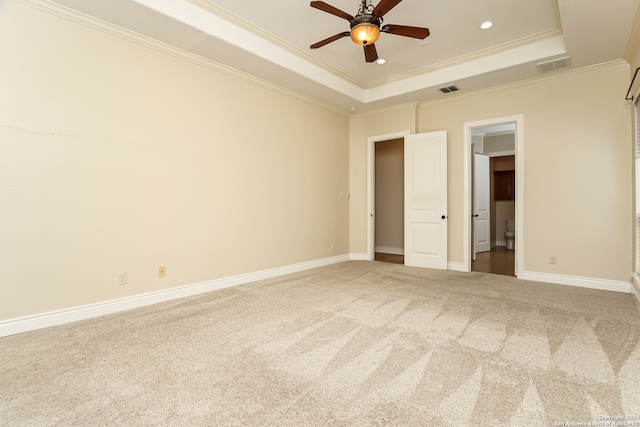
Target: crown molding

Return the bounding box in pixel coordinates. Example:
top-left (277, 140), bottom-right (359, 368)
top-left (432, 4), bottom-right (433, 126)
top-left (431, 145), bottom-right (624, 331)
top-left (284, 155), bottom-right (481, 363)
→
top-left (350, 101), bottom-right (419, 117)
top-left (187, 0), bottom-right (363, 88)
top-left (366, 29), bottom-right (564, 90)
top-left (416, 59), bottom-right (629, 109)
top-left (352, 59), bottom-right (627, 117)
top-left (13, 0), bottom-right (600, 113)
top-left (15, 0), bottom-right (349, 115)
top-left (188, 1), bottom-right (566, 99)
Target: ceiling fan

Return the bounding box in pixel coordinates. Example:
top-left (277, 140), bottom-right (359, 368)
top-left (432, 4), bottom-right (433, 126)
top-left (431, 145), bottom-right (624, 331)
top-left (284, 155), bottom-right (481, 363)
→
top-left (310, 0), bottom-right (430, 63)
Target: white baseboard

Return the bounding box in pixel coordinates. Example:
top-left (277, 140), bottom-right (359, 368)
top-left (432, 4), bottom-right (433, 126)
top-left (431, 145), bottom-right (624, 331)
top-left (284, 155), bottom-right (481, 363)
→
top-left (518, 271), bottom-right (632, 294)
top-left (495, 240), bottom-right (506, 247)
top-left (448, 262), bottom-right (467, 272)
top-left (5, 257), bottom-right (634, 338)
top-left (0, 254), bottom-right (352, 338)
top-left (632, 273), bottom-right (640, 303)
top-left (374, 246), bottom-right (404, 255)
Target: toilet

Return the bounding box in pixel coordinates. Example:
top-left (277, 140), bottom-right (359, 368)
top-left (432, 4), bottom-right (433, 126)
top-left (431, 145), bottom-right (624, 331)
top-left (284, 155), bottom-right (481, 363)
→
top-left (505, 219), bottom-right (515, 250)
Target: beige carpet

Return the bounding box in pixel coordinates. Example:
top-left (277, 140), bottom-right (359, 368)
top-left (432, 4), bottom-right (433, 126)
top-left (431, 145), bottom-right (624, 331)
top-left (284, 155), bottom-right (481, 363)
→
top-left (1, 261), bottom-right (640, 426)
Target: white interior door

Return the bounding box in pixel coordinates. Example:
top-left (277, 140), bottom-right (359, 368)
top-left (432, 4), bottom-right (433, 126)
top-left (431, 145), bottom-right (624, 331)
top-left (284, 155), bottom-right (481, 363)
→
top-left (404, 131), bottom-right (447, 269)
top-left (474, 153), bottom-right (490, 254)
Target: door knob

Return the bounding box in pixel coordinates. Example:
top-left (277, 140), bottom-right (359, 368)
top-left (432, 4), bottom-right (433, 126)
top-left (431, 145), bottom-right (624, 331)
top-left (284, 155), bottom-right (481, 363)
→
top-left (473, 214), bottom-right (479, 218)
top-left (441, 215), bottom-right (446, 220)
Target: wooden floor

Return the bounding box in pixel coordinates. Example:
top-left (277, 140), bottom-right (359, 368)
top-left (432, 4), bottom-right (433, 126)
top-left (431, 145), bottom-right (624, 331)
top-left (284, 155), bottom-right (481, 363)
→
top-left (374, 252), bottom-right (404, 264)
top-left (375, 247), bottom-right (514, 276)
top-left (472, 246), bottom-right (515, 276)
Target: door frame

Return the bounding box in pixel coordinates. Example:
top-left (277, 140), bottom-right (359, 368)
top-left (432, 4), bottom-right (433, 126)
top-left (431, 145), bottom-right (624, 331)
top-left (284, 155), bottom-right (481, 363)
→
top-left (463, 115), bottom-right (524, 275)
top-left (367, 130), bottom-right (411, 261)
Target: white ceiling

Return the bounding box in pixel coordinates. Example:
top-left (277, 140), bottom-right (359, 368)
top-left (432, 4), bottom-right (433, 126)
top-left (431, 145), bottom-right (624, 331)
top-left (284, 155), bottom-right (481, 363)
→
top-left (48, 0), bottom-right (640, 112)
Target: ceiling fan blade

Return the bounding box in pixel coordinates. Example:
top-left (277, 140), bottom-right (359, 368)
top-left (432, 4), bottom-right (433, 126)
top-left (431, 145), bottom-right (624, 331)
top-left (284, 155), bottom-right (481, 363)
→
top-left (372, 0), bottom-right (403, 18)
top-left (310, 1), bottom-right (354, 21)
top-left (381, 24), bottom-right (430, 39)
top-left (364, 44), bottom-right (378, 63)
top-left (310, 32), bottom-right (350, 49)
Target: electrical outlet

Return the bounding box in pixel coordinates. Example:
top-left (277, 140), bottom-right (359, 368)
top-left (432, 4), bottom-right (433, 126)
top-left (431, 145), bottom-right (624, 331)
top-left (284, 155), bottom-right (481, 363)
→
top-left (158, 266), bottom-right (166, 277)
top-left (118, 272), bottom-right (127, 286)
top-left (549, 256), bottom-right (557, 265)
top-left (331, 242), bottom-right (335, 250)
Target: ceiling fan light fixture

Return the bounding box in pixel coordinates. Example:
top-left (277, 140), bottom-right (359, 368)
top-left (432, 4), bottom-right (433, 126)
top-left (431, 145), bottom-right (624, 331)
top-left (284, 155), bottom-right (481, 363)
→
top-left (350, 22), bottom-right (381, 45)
top-left (309, 0), bottom-right (430, 62)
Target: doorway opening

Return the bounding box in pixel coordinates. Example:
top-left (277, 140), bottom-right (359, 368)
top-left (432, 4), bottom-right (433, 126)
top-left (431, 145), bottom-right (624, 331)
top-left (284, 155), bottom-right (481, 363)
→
top-left (471, 129), bottom-right (515, 276)
top-left (463, 115), bottom-right (524, 276)
top-left (367, 131), bottom-right (410, 263)
top-left (373, 138), bottom-right (405, 265)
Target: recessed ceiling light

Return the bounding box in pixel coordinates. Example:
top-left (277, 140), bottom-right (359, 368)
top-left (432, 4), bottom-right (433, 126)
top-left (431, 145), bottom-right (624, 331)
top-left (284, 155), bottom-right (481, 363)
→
top-left (480, 21), bottom-right (493, 30)
top-left (376, 58), bottom-right (386, 65)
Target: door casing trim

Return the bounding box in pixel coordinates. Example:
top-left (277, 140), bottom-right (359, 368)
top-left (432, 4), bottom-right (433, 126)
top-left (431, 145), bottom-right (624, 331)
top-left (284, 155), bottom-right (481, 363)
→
top-left (367, 130), bottom-right (411, 261)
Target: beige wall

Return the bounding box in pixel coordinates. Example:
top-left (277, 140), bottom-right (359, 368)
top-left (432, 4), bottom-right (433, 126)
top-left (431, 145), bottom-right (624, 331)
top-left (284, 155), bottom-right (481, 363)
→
top-left (350, 62), bottom-right (633, 282)
top-left (420, 63), bottom-right (632, 281)
top-left (0, 2), bottom-right (349, 320)
top-left (374, 139), bottom-right (404, 251)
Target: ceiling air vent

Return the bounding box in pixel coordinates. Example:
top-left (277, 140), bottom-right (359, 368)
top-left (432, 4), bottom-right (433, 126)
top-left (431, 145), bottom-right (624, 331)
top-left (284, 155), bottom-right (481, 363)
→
top-left (537, 56), bottom-right (571, 74)
top-left (439, 85), bottom-right (459, 94)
